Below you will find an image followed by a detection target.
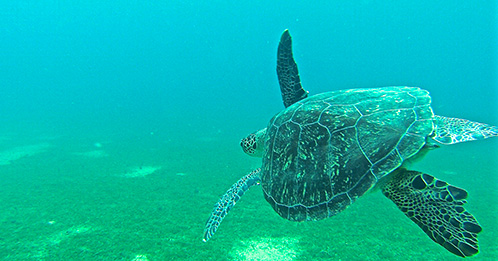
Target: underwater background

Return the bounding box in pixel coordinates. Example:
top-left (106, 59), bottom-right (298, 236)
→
top-left (0, 1), bottom-right (496, 260)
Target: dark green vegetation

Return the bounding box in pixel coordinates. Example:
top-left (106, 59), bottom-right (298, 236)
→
top-left (0, 133), bottom-right (496, 260)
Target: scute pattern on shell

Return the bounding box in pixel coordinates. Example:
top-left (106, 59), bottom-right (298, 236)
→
top-left (261, 86), bottom-right (434, 221)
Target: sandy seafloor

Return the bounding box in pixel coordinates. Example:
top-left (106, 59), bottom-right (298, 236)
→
top-left (0, 130), bottom-right (496, 261)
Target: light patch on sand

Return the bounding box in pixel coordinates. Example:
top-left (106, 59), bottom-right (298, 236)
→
top-left (31, 225), bottom-right (94, 259)
top-left (124, 166), bottom-right (161, 178)
top-left (0, 135), bottom-right (11, 142)
top-left (231, 237), bottom-right (300, 261)
top-left (132, 254), bottom-right (149, 261)
top-left (442, 170), bottom-right (457, 176)
top-left (73, 150), bottom-right (109, 158)
top-left (47, 225), bottom-right (92, 246)
top-left (0, 143), bottom-right (51, 165)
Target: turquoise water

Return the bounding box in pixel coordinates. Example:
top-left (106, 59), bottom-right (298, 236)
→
top-left (0, 1), bottom-right (497, 260)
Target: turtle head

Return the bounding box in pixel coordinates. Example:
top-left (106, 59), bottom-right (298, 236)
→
top-left (240, 128), bottom-right (266, 157)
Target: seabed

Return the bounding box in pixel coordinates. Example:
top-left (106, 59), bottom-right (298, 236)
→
top-left (0, 135), bottom-right (496, 260)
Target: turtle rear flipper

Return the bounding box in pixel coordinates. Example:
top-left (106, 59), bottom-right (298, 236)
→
top-left (431, 115), bottom-right (498, 145)
top-left (203, 169), bottom-right (261, 242)
top-left (382, 169), bottom-right (481, 257)
top-left (277, 29), bottom-right (308, 108)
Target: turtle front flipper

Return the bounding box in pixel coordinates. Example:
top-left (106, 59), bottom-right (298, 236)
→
top-left (430, 115), bottom-right (498, 145)
top-left (277, 29), bottom-right (308, 108)
top-left (382, 169), bottom-right (481, 257)
top-left (203, 169), bottom-right (261, 242)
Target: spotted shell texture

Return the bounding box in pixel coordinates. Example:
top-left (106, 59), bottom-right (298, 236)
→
top-left (261, 86), bottom-right (434, 221)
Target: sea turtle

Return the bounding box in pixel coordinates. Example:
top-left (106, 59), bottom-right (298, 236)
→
top-left (203, 30), bottom-right (498, 257)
